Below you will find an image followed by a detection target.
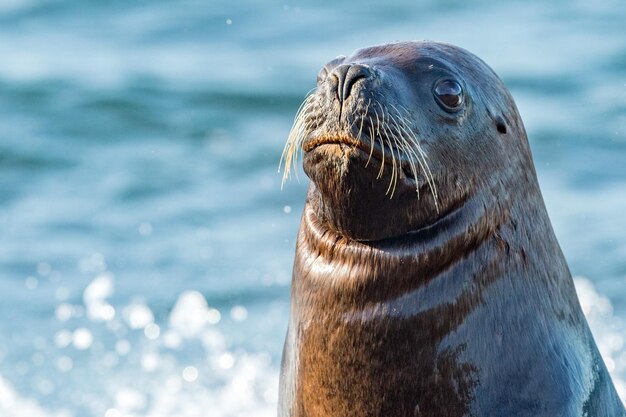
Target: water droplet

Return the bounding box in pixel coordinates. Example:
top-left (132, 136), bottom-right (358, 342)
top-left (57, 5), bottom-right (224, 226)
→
top-left (115, 340), bottom-right (131, 356)
top-left (182, 366), bottom-right (199, 382)
top-left (55, 303), bottom-right (74, 322)
top-left (207, 308), bottom-right (221, 325)
top-left (37, 262), bottom-right (51, 276)
top-left (142, 353), bottom-right (160, 372)
top-left (218, 352), bottom-right (235, 369)
top-left (72, 328), bottom-right (93, 350)
top-left (99, 304), bottom-right (116, 321)
top-left (123, 302), bottom-right (154, 329)
top-left (54, 330), bottom-right (73, 348)
top-left (25, 276), bottom-right (38, 289)
top-left (230, 305), bottom-right (248, 322)
top-left (56, 356), bottom-right (73, 372)
top-left (144, 323), bottom-right (160, 340)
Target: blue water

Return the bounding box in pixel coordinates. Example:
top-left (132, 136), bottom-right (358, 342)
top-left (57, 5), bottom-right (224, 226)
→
top-left (0, 0), bottom-right (624, 415)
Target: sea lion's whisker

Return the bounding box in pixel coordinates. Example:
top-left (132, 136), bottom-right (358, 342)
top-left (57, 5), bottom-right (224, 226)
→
top-left (373, 108), bottom-right (386, 179)
top-left (386, 125), bottom-right (403, 198)
top-left (285, 117), bottom-right (308, 181)
top-left (391, 111), bottom-right (426, 200)
top-left (280, 96), bottom-right (316, 185)
top-left (378, 104), bottom-right (399, 198)
top-left (281, 101), bottom-right (309, 172)
top-left (388, 103), bottom-right (439, 207)
top-left (366, 119), bottom-right (375, 168)
top-left (378, 105), bottom-right (397, 196)
top-left (292, 116), bottom-right (316, 181)
top-left (395, 122), bottom-right (430, 185)
top-left (383, 129), bottom-right (397, 197)
top-left (394, 116), bottom-right (439, 212)
top-left (388, 116), bottom-right (401, 198)
top-left (388, 111), bottom-right (421, 199)
top-left (388, 110), bottom-right (420, 172)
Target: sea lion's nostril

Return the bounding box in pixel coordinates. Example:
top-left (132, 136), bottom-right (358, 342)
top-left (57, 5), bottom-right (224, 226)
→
top-left (329, 64), bottom-right (372, 103)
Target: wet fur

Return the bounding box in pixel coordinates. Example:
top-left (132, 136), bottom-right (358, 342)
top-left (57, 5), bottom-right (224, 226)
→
top-left (278, 41), bottom-right (625, 417)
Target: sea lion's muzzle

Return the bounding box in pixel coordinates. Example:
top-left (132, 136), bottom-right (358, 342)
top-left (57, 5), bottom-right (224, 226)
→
top-left (280, 50), bottom-right (444, 240)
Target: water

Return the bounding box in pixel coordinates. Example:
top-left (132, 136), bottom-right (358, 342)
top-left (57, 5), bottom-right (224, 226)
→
top-left (0, 0), bottom-right (624, 415)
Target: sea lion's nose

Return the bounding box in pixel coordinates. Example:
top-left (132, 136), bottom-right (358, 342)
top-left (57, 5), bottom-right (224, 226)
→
top-left (329, 64), bottom-right (372, 103)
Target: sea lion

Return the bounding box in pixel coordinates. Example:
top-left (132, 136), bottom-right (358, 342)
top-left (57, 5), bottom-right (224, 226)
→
top-left (277, 41), bottom-right (624, 417)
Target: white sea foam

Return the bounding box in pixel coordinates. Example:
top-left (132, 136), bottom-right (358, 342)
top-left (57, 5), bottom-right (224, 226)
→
top-left (0, 376), bottom-right (63, 417)
top-left (169, 291), bottom-right (212, 338)
top-left (122, 302), bottom-right (154, 330)
top-left (574, 277), bottom-right (626, 402)
top-left (0, 276), bottom-right (622, 416)
top-left (84, 273), bottom-right (116, 322)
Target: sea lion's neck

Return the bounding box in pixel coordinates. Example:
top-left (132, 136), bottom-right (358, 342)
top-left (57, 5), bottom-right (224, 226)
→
top-left (295, 190), bottom-right (509, 305)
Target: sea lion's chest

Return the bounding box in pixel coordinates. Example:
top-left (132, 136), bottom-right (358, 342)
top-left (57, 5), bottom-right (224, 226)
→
top-left (288, 264), bottom-right (606, 417)
top-left (293, 292), bottom-right (480, 417)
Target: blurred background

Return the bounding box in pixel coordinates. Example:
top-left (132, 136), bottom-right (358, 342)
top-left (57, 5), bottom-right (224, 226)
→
top-left (0, 0), bottom-right (624, 416)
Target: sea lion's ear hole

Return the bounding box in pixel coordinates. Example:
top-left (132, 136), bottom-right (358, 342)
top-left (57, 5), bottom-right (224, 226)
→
top-left (495, 116), bottom-right (507, 134)
top-left (433, 79), bottom-right (464, 112)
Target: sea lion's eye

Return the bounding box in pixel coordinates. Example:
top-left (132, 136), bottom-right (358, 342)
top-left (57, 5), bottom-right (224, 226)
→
top-left (434, 79), bottom-right (464, 112)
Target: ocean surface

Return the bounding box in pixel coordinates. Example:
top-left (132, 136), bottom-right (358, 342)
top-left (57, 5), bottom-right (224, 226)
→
top-left (0, 0), bottom-right (624, 415)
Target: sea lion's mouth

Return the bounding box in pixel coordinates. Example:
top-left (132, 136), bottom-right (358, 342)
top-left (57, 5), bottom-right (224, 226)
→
top-left (302, 132), bottom-right (418, 181)
top-left (301, 133), bottom-right (361, 152)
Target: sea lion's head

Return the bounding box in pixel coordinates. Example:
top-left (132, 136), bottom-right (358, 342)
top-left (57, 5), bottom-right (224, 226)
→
top-left (281, 41), bottom-right (531, 241)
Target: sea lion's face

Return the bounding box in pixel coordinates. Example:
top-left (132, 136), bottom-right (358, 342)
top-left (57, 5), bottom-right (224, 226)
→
top-left (281, 42), bottom-right (525, 241)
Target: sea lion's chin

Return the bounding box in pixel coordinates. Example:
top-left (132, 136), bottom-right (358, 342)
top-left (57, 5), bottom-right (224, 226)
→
top-left (303, 144), bottom-right (418, 241)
